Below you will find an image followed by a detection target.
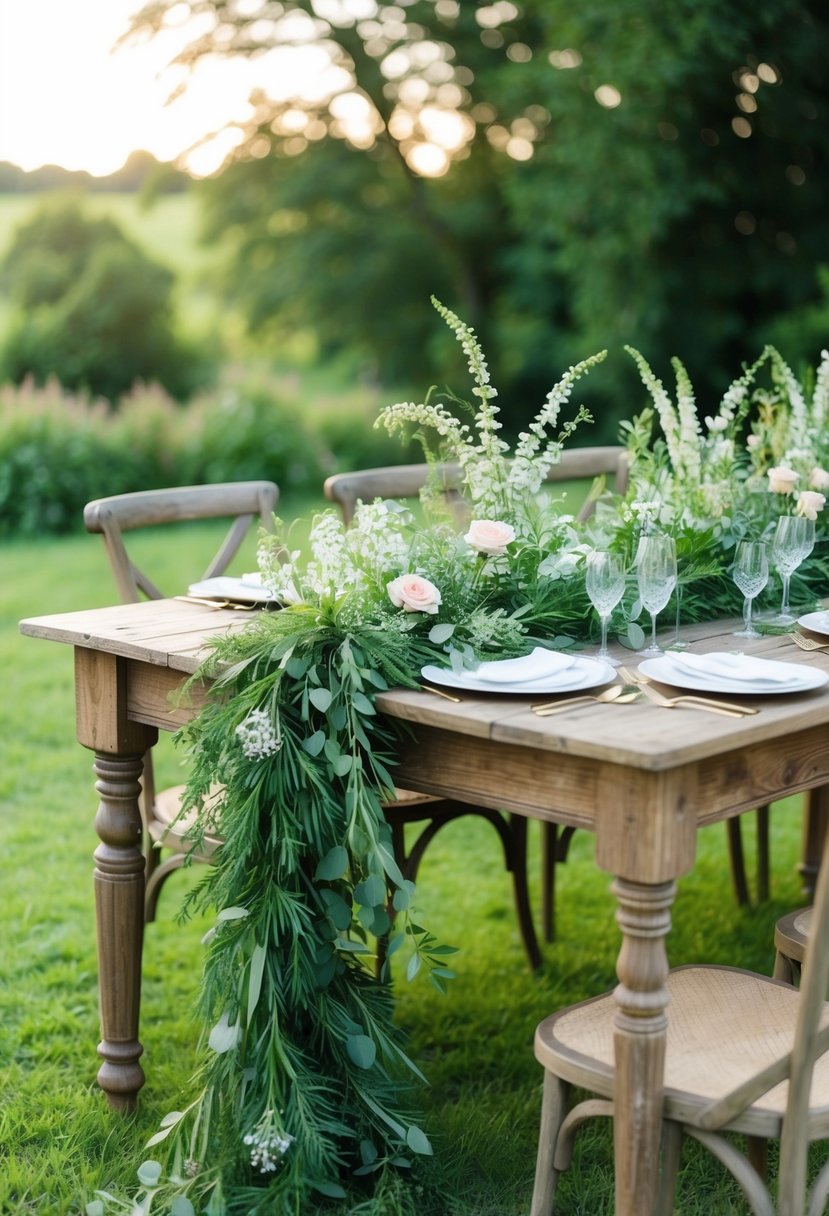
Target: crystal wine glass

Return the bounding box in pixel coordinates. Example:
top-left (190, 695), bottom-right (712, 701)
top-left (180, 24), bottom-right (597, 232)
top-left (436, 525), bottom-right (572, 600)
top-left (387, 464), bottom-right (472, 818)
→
top-left (771, 516), bottom-right (815, 625)
top-left (585, 550), bottom-right (626, 665)
top-left (636, 534), bottom-right (678, 657)
top-left (731, 540), bottom-right (769, 638)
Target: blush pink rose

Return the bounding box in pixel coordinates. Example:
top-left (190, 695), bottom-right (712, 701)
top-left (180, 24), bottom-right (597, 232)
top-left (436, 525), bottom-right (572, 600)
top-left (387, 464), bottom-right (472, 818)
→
top-left (386, 574), bottom-right (442, 614)
top-left (809, 466), bottom-right (829, 490)
top-left (464, 519), bottom-right (516, 556)
top-left (767, 466), bottom-right (798, 494)
top-left (796, 490), bottom-right (827, 520)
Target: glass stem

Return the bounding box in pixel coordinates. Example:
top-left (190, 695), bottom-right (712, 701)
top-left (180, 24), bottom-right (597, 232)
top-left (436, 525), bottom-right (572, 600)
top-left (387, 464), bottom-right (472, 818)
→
top-left (674, 585), bottom-right (681, 641)
top-left (599, 614), bottom-right (609, 657)
top-left (743, 595), bottom-right (752, 632)
top-left (780, 574), bottom-right (791, 616)
top-left (650, 611), bottom-right (658, 650)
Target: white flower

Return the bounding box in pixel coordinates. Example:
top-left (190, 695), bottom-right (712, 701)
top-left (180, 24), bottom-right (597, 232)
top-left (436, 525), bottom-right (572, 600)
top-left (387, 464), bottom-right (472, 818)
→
top-left (796, 490), bottom-right (826, 520)
top-left (746, 434), bottom-right (762, 451)
top-left (244, 1111), bottom-right (294, 1175)
top-left (704, 415), bottom-right (729, 433)
top-left (464, 519), bottom-right (516, 556)
top-left (235, 709), bottom-right (282, 760)
top-left (387, 574), bottom-right (442, 614)
top-left (767, 466), bottom-right (799, 494)
top-left (809, 466), bottom-right (829, 490)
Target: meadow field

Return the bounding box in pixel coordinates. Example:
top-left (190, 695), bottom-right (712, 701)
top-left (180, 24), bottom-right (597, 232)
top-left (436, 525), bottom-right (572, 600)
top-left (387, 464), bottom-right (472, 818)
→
top-left (0, 517), bottom-right (817, 1215)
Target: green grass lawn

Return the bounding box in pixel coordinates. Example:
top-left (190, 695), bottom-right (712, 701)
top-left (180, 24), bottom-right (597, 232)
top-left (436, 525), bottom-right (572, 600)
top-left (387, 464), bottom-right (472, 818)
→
top-left (0, 522), bottom-right (815, 1215)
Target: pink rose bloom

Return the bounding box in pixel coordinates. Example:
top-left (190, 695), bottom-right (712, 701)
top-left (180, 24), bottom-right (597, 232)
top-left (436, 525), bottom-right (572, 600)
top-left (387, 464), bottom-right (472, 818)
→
top-left (796, 490), bottom-right (827, 520)
top-left (387, 574), bottom-right (442, 615)
top-left (809, 466), bottom-right (829, 490)
top-left (464, 519), bottom-right (516, 556)
top-left (767, 466), bottom-right (798, 494)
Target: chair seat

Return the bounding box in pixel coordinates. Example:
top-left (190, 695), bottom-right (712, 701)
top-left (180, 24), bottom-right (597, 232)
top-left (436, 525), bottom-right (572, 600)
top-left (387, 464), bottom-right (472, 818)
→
top-left (149, 783), bottom-right (224, 858)
top-left (536, 965), bottom-right (829, 1138)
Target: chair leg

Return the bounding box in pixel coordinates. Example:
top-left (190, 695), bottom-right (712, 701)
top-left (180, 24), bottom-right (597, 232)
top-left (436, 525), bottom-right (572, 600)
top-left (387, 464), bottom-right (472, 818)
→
top-left (542, 822), bottom-right (557, 943)
top-left (755, 804), bottom-right (770, 903)
top-left (726, 817), bottom-right (751, 906)
top-left (654, 1121), bottom-right (683, 1216)
top-left (144, 853), bottom-right (188, 922)
top-left (531, 1072), bottom-right (570, 1216)
top-left (509, 815), bottom-right (542, 970)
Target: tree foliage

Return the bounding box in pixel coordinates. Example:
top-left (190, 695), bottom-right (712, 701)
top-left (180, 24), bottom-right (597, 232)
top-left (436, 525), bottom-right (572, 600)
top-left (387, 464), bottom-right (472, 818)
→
top-left (128, 0), bottom-right (829, 435)
top-left (0, 199), bottom-right (210, 401)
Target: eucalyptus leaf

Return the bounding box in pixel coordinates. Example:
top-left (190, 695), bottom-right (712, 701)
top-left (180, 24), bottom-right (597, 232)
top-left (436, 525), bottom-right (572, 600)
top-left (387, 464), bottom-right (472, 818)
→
top-left (333, 753), bottom-right (353, 776)
top-left (351, 691), bottom-right (376, 716)
top-left (406, 953), bottom-right (422, 982)
top-left (171, 1199), bottom-right (196, 1216)
top-left (623, 621), bottom-right (646, 650)
top-left (315, 845), bottom-right (348, 881)
top-left (136, 1160), bottom-right (163, 1187)
top-left (405, 1125), bottom-right (433, 1155)
top-left (309, 686), bottom-right (333, 713)
top-left (311, 1181), bottom-right (347, 1199)
top-left (85, 1203), bottom-right (105, 1216)
top-left (359, 1139), bottom-right (379, 1166)
top-left (208, 1012), bottom-right (240, 1054)
top-left (354, 874), bottom-right (386, 908)
top-left (346, 1033), bottom-right (377, 1069)
top-left (428, 622), bottom-right (455, 643)
top-left (302, 729), bottom-right (326, 756)
top-left (217, 906), bottom-right (248, 921)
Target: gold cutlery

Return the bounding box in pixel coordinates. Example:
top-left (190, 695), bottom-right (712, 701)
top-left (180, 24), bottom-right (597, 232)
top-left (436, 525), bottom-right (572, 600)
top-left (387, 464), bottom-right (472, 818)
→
top-left (788, 632), bottom-right (829, 652)
top-left (175, 595), bottom-right (257, 610)
top-left (618, 666), bottom-right (758, 717)
top-left (420, 684), bottom-right (463, 703)
top-left (531, 684), bottom-right (640, 716)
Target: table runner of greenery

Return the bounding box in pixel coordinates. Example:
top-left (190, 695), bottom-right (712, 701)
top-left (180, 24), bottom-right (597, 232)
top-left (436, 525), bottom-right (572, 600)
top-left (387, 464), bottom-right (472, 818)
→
top-left (92, 302), bottom-right (829, 1214)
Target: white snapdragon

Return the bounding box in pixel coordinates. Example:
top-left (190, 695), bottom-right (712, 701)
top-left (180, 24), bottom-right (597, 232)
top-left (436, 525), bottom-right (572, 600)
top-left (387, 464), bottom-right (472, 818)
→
top-left (236, 709), bottom-right (282, 760)
top-left (813, 349), bottom-right (829, 431)
top-left (348, 501), bottom-right (410, 574)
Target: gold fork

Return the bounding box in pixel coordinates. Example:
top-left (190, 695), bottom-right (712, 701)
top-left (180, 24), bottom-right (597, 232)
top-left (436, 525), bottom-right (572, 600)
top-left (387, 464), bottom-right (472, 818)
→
top-left (531, 683), bottom-right (640, 716)
top-left (788, 632), bottom-right (829, 652)
top-left (618, 667), bottom-right (757, 717)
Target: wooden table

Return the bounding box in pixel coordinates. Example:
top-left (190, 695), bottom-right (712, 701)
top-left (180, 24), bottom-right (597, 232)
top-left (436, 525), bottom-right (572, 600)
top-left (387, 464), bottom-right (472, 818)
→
top-left (19, 599), bottom-right (829, 1216)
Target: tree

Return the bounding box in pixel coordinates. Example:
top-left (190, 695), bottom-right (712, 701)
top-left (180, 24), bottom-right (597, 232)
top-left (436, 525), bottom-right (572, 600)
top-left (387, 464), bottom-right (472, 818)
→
top-left (0, 199), bottom-right (210, 401)
top-left (127, 0), bottom-right (829, 432)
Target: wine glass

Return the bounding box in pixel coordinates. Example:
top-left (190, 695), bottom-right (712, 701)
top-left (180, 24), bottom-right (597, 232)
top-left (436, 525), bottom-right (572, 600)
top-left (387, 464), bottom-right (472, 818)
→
top-left (585, 550), bottom-right (626, 665)
top-left (731, 541), bottom-right (769, 638)
top-left (771, 516), bottom-right (815, 625)
top-left (636, 534), bottom-right (678, 657)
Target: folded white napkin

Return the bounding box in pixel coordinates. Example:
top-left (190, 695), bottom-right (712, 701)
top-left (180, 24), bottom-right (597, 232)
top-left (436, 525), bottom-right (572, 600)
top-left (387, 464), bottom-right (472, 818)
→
top-left (470, 647), bottom-right (577, 686)
top-left (241, 572), bottom-right (266, 588)
top-left (662, 651), bottom-right (796, 685)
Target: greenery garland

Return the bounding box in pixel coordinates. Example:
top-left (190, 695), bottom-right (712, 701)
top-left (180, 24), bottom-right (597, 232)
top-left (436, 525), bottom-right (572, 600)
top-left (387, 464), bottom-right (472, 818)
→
top-left (90, 305), bottom-right (829, 1214)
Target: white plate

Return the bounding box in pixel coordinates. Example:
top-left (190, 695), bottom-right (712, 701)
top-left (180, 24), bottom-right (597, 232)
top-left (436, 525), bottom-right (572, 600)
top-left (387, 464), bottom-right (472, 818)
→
top-left (639, 655), bottom-right (828, 695)
top-left (188, 577), bottom-right (276, 605)
top-left (421, 655), bottom-right (616, 695)
top-left (798, 611), bottom-right (829, 638)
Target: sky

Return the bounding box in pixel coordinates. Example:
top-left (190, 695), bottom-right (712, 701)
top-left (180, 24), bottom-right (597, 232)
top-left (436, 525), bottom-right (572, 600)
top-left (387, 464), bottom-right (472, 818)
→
top-left (0, 0), bottom-right (266, 176)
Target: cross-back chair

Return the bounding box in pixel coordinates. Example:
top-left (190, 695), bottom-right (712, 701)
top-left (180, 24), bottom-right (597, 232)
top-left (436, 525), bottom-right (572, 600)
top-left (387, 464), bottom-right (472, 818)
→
top-left (530, 813), bottom-right (829, 1216)
top-left (83, 481), bottom-right (279, 919)
top-left (325, 448), bottom-right (759, 941)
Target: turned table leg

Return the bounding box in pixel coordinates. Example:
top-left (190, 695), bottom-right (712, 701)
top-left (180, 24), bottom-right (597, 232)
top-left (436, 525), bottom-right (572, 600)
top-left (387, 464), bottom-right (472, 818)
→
top-left (92, 752), bottom-right (147, 1110)
top-left (74, 647), bottom-right (157, 1111)
top-left (799, 787), bottom-right (829, 900)
top-left (611, 877), bottom-right (675, 1216)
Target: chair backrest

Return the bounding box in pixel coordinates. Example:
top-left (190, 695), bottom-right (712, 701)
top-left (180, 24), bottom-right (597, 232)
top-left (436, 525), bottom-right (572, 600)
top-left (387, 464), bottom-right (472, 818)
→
top-left (323, 447), bottom-right (629, 525)
top-left (83, 481), bottom-right (279, 602)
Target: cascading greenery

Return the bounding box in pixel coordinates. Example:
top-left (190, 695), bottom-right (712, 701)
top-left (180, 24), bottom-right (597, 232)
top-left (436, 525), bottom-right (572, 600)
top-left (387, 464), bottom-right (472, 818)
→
top-left (90, 305), bottom-right (829, 1214)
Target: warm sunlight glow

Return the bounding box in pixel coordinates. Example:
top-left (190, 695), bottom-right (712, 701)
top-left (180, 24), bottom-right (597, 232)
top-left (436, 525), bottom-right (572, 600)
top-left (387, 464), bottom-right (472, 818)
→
top-left (0, 0), bottom-right (342, 177)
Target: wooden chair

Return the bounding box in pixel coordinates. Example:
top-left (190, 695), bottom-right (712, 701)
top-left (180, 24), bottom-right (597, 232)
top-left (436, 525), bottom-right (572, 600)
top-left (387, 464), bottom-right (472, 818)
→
top-left (530, 823), bottom-right (829, 1216)
top-left (83, 481), bottom-right (279, 920)
top-left (325, 448), bottom-right (757, 939)
top-left (774, 906), bottom-right (812, 985)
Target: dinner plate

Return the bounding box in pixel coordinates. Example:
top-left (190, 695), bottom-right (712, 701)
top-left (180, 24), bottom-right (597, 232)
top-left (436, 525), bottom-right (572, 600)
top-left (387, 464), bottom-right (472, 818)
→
top-left (797, 610), bottom-right (829, 638)
top-left (639, 654), bottom-right (828, 695)
top-left (421, 655), bottom-right (616, 695)
top-left (187, 576), bottom-right (276, 605)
